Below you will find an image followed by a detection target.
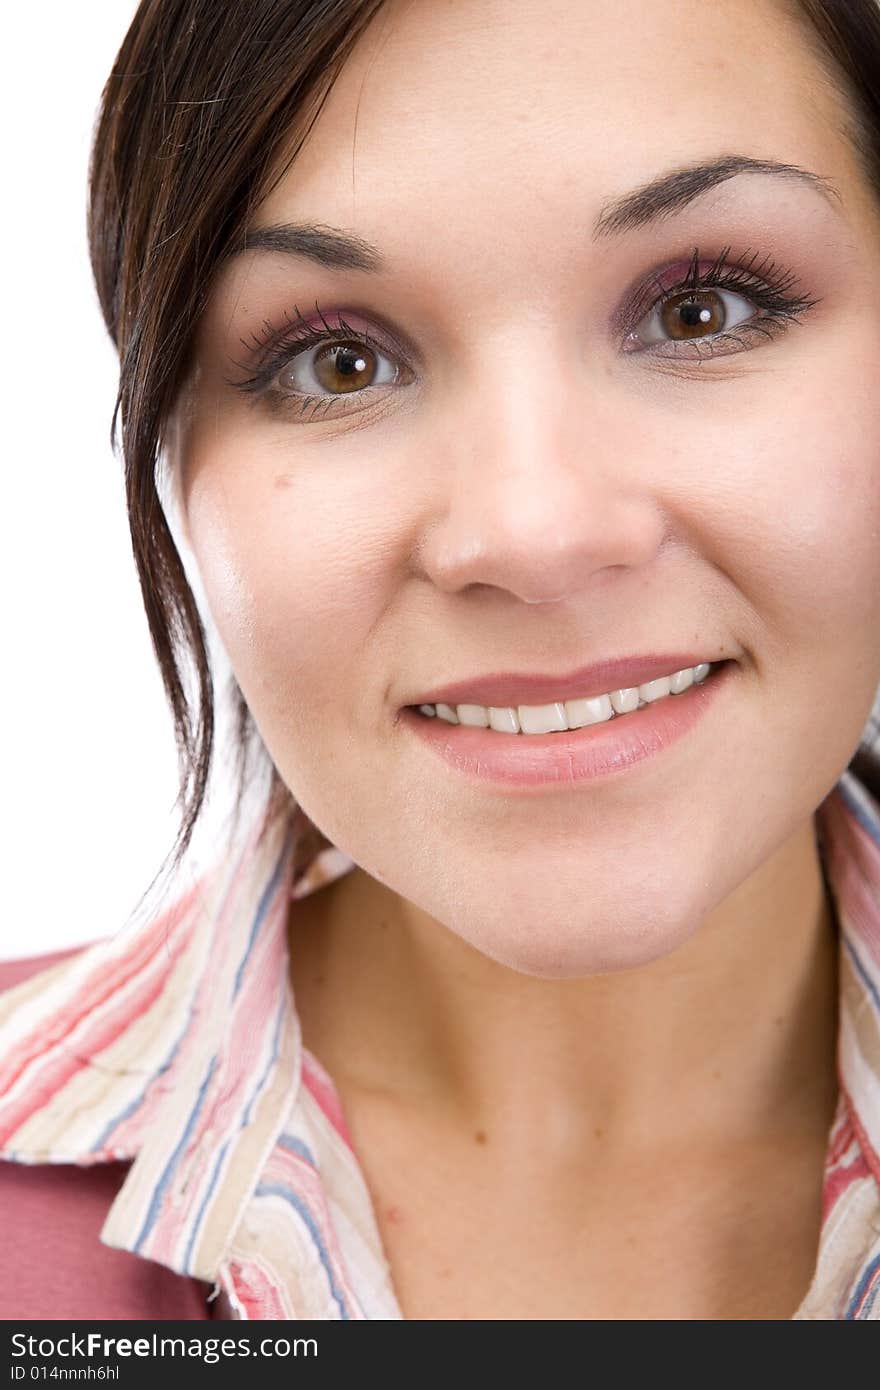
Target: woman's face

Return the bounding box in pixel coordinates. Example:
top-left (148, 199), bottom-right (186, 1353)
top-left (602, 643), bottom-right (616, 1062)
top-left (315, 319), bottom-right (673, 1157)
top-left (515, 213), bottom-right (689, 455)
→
top-left (176, 0), bottom-right (880, 976)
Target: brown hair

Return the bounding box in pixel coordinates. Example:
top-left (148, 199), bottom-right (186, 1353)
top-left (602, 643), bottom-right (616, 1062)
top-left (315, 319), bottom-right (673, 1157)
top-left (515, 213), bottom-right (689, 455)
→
top-left (87, 0), bottom-right (880, 891)
top-left (88, 0), bottom-right (386, 893)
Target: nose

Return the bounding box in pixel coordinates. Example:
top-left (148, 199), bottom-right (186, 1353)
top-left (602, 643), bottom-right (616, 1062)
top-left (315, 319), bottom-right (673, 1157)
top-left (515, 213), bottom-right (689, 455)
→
top-left (413, 331), bottom-right (666, 606)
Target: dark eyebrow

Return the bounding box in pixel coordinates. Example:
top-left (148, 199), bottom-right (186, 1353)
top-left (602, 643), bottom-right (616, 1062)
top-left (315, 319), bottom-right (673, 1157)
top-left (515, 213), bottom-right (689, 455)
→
top-left (592, 154), bottom-right (841, 238)
top-left (235, 221), bottom-right (385, 271)
top-left (234, 154), bottom-right (842, 271)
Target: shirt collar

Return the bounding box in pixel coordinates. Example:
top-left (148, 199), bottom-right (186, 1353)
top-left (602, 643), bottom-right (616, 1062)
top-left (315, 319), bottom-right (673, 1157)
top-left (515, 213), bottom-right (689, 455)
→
top-left (1, 776), bottom-right (879, 1286)
top-left (0, 801), bottom-right (354, 1281)
top-left (816, 772), bottom-right (880, 1184)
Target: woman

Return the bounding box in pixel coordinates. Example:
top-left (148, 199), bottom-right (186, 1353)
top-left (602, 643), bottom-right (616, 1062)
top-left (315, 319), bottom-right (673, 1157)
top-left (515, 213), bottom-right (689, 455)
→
top-left (1, 0), bottom-right (879, 1320)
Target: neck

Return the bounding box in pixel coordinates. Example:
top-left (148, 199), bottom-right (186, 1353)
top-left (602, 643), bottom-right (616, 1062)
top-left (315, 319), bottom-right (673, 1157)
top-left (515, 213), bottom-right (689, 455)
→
top-left (287, 814), bottom-right (839, 1158)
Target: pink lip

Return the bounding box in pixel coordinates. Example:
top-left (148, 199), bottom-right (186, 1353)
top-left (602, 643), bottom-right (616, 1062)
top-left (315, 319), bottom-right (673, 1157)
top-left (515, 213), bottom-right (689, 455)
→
top-left (404, 653), bottom-right (719, 709)
top-left (399, 659), bottom-right (734, 790)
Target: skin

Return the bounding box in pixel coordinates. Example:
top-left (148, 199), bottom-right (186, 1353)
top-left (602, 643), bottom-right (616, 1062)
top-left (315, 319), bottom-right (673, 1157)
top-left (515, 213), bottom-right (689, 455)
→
top-left (171, 0), bottom-right (880, 1314)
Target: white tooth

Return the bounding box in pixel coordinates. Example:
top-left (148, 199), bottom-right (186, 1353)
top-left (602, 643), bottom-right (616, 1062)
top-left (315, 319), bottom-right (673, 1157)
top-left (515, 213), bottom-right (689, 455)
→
top-left (488, 706), bottom-right (520, 734)
top-left (429, 664), bottom-right (715, 734)
top-left (609, 687), bottom-right (640, 715)
top-left (457, 703), bottom-right (490, 727)
top-left (517, 701), bottom-right (568, 734)
top-left (638, 676), bottom-right (671, 703)
top-left (564, 693), bottom-right (614, 727)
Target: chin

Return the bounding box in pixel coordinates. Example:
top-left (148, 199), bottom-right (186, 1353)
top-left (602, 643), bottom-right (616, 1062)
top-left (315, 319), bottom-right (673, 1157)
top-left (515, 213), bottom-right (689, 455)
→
top-left (455, 896), bottom-right (703, 979)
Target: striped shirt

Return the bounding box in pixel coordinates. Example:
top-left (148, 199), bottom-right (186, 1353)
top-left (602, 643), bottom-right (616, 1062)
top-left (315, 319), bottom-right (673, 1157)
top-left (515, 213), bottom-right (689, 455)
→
top-left (1, 776), bottom-right (879, 1319)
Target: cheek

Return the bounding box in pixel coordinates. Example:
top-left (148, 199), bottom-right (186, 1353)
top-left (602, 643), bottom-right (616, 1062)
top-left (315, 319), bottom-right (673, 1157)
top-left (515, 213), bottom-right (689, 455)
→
top-left (180, 434), bottom-right (405, 755)
top-left (760, 373), bottom-right (880, 662)
top-left (723, 352), bottom-right (880, 799)
top-left (684, 351), bottom-right (880, 671)
top-left (636, 336), bottom-right (880, 808)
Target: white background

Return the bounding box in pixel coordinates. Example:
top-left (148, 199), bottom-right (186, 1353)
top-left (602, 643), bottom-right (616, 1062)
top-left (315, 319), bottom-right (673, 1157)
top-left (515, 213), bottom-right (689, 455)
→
top-left (2, 4), bottom-right (237, 960)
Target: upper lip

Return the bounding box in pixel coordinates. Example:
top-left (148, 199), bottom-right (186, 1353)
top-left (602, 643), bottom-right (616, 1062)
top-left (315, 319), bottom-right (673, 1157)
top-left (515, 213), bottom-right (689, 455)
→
top-left (405, 653), bottom-right (724, 709)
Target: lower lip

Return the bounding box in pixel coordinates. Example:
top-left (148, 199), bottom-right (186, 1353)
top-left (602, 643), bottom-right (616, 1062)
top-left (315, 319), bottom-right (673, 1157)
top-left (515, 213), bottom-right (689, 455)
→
top-left (398, 661), bottom-right (735, 790)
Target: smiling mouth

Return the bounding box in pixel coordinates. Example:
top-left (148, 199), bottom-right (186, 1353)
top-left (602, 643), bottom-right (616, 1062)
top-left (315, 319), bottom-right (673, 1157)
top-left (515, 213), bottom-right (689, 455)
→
top-left (404, 659), bottom-right (726, 735)
top-left (396, 657), bottom-right (735, 790)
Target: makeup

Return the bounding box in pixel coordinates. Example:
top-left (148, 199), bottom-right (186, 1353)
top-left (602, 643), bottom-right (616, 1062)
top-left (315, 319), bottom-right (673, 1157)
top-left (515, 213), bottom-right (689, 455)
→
top-left (397, 659), bottom-right (736, 792)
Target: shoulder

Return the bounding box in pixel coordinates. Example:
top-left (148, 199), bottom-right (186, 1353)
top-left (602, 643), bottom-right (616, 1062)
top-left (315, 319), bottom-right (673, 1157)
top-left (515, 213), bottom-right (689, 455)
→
top-left (0, 947), bottom-right (214, 1320)
top-left (0, 1159), bottom-right (214, 1319)
top-left (0, 943), bottom-right (91, 992)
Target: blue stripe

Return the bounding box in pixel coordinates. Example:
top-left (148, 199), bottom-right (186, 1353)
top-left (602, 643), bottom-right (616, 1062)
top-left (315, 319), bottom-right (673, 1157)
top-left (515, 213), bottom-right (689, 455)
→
top-left (277, 1133), bottom-right (316, 1165)
top-left (842, 934), bottom-right (880, 1017)
top-left (132, 1054), bottom-right (218, 1253)
top-left (240, 994), bottom-right (285, 1130)
top-left (90, 844), bottom-right (256, 1156)
top-left (178, 996), bottom-right (290, 1270)
top-left (136, 826), bottom-right (294, 1262)
top-left (107, 825), bottom-right (258, 1165)
top-left (836, 771), bottom-right (880, 848)
top-left (181, 1135), bottom-right (232, 1272)
top-left (91, 1022), bottom-right (190, 1155)
top-left (254, 1182), bottom-right (351, 1318)
top-left (845, 1249), bottom-right (880, 1318)
top-left (231, 829), bottom-right (293, 1001)
top-left (91, 1087), bottom-right (151, 1155)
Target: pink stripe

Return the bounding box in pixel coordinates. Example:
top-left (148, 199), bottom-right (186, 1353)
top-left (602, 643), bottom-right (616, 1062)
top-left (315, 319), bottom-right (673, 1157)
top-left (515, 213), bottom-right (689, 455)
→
top-left (821, 1101), bottom-right (861, 1223)
top-left (822, 1150), bottom-right (871, 1225)
top-left (841, 1079), bottom-right (880, 1188)
top-left (142, 866), bottom-right (292, 1266)
top-left (225, 1258), bottom-right (289, 1319)
top-left (820, 793), bottom-right (880, 970)
top-left (100, 821), bottom-right (279, 1163)
top-left (259, 1143), bottom-right (362, 1314)
top-left (300, 1049), bottom-right (356, 1153)
top-left (825, 1103), bottom-right (855, 1168)
top-left (0, 881), bottom-right (202, 1101)
top-left (0, 906), bottom-right (199, 1149)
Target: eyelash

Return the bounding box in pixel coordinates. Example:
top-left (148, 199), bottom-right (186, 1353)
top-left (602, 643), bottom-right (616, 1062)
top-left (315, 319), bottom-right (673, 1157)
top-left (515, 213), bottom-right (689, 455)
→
top-left (621, 243), bottom-right (821, 357)
top-left (228, 244), bottom-right (822, 420)
top-left (230, 305), bottom-right (396, 422)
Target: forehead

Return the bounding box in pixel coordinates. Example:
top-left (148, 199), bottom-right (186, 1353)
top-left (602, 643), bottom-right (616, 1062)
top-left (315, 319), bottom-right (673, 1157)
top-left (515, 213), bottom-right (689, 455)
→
top-left (255, 0), bottom-right (866, 238)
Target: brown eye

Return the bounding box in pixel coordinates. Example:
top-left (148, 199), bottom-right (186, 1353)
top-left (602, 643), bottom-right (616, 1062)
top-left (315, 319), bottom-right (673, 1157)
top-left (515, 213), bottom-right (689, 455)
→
top-left (630, 285), bottom-right (755, 348)
top-left (277, 339), bottom-right (397, 398)
top-left (659, 289), bottom-right (726, 339)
